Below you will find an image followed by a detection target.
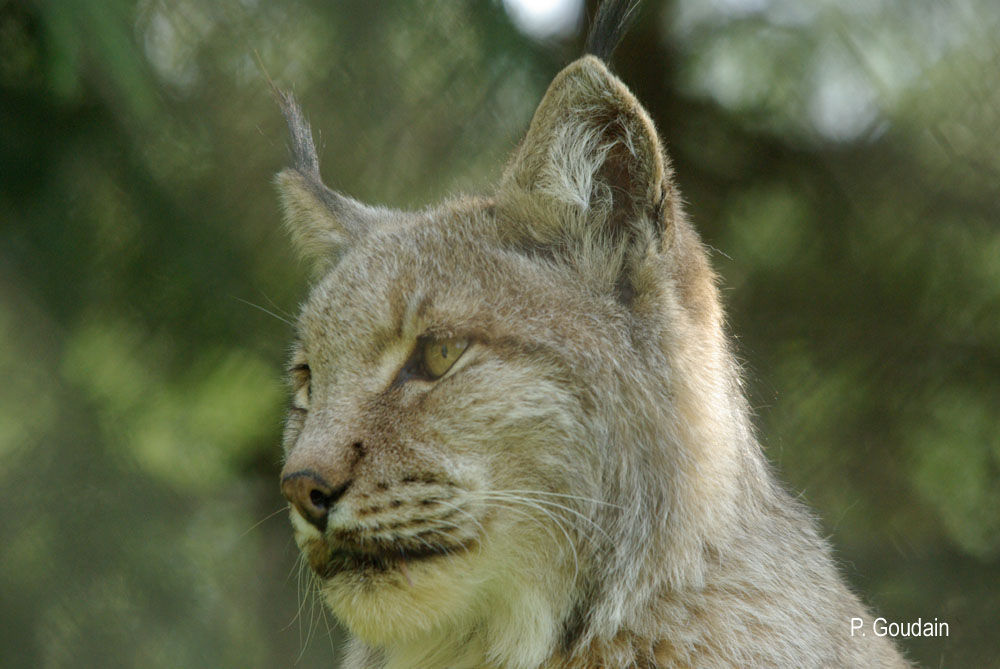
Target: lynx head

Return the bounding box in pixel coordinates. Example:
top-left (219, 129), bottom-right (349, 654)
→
top-left (276, 56), bottom-right (747, 665)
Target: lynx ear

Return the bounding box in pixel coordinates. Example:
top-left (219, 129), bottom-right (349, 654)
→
top-left (274, 91), bottom-right (380, 265)
top-left (500, 56), bottom-right (673, 272)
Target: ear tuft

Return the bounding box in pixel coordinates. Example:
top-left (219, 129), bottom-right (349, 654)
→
top-left (277, 89), bottom-right (323, 183)
top-left (584, 0), bottom-right (642, 63)
top-left (273, 92), bottom-right (381, 266)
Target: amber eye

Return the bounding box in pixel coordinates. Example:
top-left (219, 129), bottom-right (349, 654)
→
top-left (421, 337), bottom-right (469, 378)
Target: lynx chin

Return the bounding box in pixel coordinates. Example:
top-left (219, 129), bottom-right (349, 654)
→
top-left (271, 9), bottom-right (910, 669)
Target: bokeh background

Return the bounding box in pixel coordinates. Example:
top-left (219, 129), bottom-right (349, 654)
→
top-left (2, 0), bottom-right (998, 666)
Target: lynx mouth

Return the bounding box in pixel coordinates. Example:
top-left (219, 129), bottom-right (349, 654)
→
top-left (305, 538), bottom-right (474, 579)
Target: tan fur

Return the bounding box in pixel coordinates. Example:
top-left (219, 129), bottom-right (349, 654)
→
top-left (275, 55), bottom-right (909, 668)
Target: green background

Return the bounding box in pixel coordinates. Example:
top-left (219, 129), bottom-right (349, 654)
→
top-left (2, 0), bottom-right (997, 666)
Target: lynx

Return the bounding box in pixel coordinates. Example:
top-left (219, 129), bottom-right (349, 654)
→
top-left (273, 5), bottom-right (909, 668)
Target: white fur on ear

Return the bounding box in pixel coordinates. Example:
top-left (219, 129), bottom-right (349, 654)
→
top-left (500, 56), bottom-right (669, 246)
top-left (275, 168), bottom-right (372, 265)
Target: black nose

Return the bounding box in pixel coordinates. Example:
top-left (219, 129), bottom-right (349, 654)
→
top-left (280, 470), bottom-right (348, 532)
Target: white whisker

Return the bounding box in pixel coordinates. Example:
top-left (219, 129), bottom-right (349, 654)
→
top-left (469, 493), bottom-right (581, 583)
top-left (240, 505), bottom-right (289, 539)
top-left (232, 295), bottom-right (295, 327)
top-left (477, 492), bottom-right (613, 544)
top-left (492, 489), bottom-right (623, 510)
top-left (436, 499), bottom-right (488, 542)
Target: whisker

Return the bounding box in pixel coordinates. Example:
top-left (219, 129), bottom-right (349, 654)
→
top-left (471, 500), bottom-right (563, 556)
top-left (232, 295), bottom-right (295, 327)
top-left (240, 505), bottom-right (289, 539)
top-left (298, 570), bottom-right (323, 663)
top-left (285, 543), bottom-right (303, 583)
top-left (412, 517), bottom-right (475, 547)
top-left (257, 288), bottom-right (297, 320)
top-left (477, 492), bottom-right (613, 544)
top-left (435, 499), bottom-right (488, 543)
top-left (296, 558), bottom-right (312, 633)
top-left (492, 489), bottom-right (624, 510)
top-left (471, 494), bottom-right (580, 582)
top-left (283, 555), bottom-right (308, 632)
top-left (441, 518), bottom-right (484, 550)
top-left (318, 597), bottom-right (338, 661)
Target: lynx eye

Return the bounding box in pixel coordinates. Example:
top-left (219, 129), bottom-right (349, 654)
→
top-left (289, 362), bottom-right (311, 410)
top-left (422, 337), bottom-right (469, 379)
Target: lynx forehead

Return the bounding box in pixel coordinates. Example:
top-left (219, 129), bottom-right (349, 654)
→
top-left (272, 7), bottom-right (908, 669)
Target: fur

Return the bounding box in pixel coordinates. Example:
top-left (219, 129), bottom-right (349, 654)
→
top-left (274, 51), bottom-right (909, 668)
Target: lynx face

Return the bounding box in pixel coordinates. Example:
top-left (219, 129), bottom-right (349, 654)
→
top-left (281, 215), bottom-right (612, 645)
top-left (276, 56), bottom-right (739, 662)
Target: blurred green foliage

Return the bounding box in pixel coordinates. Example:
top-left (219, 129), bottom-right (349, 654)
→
top-left (2, 0), bottom-right (997, 666)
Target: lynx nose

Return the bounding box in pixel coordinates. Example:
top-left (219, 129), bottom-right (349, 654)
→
top-left (280, 470), bottom-right (348, 532)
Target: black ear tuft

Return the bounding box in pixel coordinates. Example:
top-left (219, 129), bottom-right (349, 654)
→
top-left (585, 0), bottom-right (642, 63)
top-left (277, 90), bottom-right (323, 183)
top-left (271, 91), bottom-right (388, 266)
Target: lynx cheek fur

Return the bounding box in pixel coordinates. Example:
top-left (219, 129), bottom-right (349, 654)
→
top-left (273, 16), bottom-right (909, 669)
